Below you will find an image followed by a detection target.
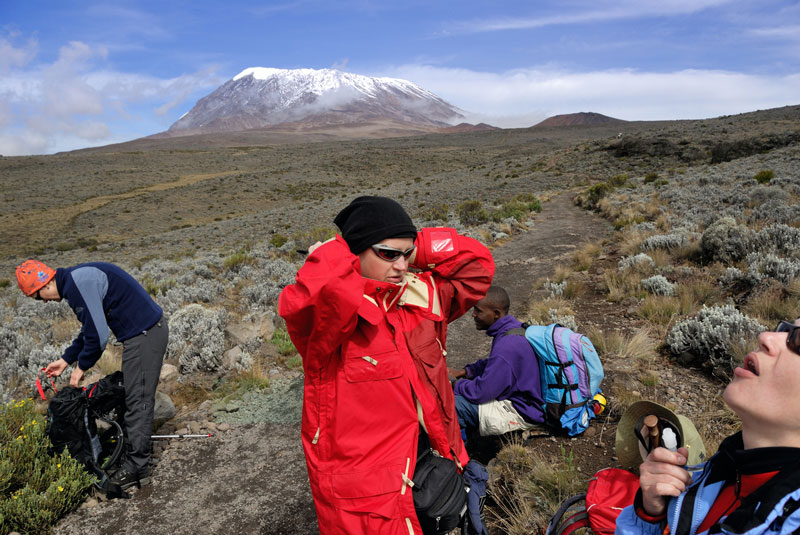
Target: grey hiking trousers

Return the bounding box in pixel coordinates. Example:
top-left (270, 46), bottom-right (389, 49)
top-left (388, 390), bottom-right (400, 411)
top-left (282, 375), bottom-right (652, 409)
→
top-left (121, 316), bottom-right (168, 474)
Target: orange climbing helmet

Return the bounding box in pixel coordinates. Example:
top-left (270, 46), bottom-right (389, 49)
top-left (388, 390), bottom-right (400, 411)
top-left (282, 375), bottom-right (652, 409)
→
top-left (16, 260), bottom-right (56, 297)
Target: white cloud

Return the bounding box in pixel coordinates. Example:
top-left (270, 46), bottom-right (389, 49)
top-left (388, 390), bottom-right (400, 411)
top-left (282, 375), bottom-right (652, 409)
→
top-left (0, 37), bottom-right (222, 156)
top-left (382, 64), bottom-right (800, 126)
top-left (750, 25), bottom-right (800, 41)
top-left (0, 34), bottom-right (38, 71)
top-left (445, 0), bottom-right (734, 34)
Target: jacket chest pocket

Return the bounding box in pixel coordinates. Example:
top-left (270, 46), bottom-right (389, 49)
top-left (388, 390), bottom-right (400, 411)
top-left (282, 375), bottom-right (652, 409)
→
top-left (343, 350), bottom-right (403, 382)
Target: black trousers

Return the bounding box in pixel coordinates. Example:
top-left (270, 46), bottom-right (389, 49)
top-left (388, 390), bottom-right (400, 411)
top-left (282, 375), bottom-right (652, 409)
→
top-left (121, 316), bottom-right (168, 474)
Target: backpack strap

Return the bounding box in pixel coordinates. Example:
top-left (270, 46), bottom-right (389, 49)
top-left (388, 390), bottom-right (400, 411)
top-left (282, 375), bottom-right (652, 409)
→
top-left (557, 511), bottom-right (590, 535)
top-left (500, 327), bottom-right (527, 338)
top-left (546, 493), bottom-right (587, 535)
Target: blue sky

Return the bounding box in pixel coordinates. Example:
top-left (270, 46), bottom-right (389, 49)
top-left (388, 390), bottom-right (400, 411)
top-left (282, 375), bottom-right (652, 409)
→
top-left (1, 0), bottom-right (799, 155)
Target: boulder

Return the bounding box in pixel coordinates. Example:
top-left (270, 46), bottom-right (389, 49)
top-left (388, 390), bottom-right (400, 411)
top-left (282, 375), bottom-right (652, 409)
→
top-left (225, 312), bottom-right (275, 347)
top-left (154, 391), bottom-right (176, 424)
top-left (160, 363), bottom-right (179, 383)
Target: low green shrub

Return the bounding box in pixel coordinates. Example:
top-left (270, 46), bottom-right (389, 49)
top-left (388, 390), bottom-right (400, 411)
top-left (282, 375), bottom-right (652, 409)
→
top-left (424, 203), bottom-right (450, 222)
top-left (224, 250), bottom-right (255, 271)
top-left (140, 274), bottom-right (177, 296)
top-left (753, 169), bottom-right (775, 184)
top-left (490, 194), bottom-right (542, 222)
top-left (581, 183), bottom-right (612, 209)
top-left (292, 226), bottom-right (336, 251)
top-left (608, 173), bottom-right (629, 187)
top-left (269, 234), bottom-right (288, 248)
top-left (456, 200), bottom-right (489, 226)
top-left (0, 399), bottom-right (94, 534)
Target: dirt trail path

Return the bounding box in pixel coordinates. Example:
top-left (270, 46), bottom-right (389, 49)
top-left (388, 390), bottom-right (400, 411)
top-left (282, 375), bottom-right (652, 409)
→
top-left (446, 193), bottom-right (612, 369)
top-left (0, 171), bottom-right (234, 255)
top-left (53, 193), bottom-right (611, 535)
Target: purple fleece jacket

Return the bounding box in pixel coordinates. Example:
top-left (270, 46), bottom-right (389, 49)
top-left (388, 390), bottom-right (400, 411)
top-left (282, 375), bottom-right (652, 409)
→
top-left (453, 315), bottom-right (545, 423)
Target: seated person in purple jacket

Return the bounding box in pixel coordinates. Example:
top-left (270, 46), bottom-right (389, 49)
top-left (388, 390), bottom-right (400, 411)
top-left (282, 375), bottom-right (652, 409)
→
top-left (448, 285), bottom-right (544, 440)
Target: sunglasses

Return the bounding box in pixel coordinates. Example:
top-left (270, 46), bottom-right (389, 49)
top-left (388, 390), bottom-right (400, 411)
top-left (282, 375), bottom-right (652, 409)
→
top-left (370, 244), bottom-right (416, 262)
top-left (33, 290), bottom-right (42, 301)
top-left (776, 321), bottom-right (800, 355)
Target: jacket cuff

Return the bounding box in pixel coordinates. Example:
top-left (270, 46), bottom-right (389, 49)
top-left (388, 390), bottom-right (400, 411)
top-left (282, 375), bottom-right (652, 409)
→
top-left (412, 228), bottom-right (458, 268)
top-left (634, 489), bottom-right (667, 523)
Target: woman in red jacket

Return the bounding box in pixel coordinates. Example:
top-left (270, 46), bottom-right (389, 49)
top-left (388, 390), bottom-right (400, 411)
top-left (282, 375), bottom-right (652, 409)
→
top-left (279, 196), bottom-right (494, 535)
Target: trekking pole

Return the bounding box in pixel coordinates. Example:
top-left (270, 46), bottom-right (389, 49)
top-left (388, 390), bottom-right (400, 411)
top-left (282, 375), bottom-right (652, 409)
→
top-left (151, 433), bottom-right (213, 439)
top-left (644, 414), bottom-right (660, 449)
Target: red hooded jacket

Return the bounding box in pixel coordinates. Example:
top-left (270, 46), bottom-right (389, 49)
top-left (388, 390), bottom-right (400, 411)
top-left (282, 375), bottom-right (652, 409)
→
top-left (278, 227), bottom-right (494, 535)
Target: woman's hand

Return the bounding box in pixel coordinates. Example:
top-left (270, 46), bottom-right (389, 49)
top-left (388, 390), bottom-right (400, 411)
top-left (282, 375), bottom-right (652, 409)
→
top-left (639, 447), bottom-right (693, 516)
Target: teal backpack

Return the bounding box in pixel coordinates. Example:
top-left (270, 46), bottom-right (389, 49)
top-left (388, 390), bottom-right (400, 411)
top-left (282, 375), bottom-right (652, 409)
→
top-left (521, 324), bottom-right (605, 435)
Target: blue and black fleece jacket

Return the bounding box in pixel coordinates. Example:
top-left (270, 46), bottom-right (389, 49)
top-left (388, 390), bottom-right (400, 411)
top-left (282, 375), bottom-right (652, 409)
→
top-left (55, 262), bottom-right (163, 371)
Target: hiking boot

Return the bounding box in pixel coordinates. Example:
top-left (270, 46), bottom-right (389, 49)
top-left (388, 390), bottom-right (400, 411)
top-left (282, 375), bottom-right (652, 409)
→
top-left (110, 468), bottom-right (151, 490)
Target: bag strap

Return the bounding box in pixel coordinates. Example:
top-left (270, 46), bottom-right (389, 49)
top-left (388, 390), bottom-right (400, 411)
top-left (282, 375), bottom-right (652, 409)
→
top-left (500, 327), bottom-right (527, 338)
top-left (557, 511), bottom-right (591, 535)
top-left (36, 368), bottom-right (57, 400)
top-left (546, 493), bottom-right (587, 535)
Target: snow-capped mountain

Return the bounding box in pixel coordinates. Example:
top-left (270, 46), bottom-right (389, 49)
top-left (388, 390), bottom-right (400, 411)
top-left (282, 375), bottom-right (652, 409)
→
top-left (166, 67), bottom-right (464, 135)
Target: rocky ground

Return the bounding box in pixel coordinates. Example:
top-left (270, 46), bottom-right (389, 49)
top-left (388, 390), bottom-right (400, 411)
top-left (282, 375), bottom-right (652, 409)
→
top-left (51, 193), bottom-right (724, 535)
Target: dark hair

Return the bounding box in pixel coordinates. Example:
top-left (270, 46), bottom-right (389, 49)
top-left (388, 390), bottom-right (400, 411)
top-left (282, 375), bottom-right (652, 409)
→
top-left (483, 286), bottom-right (510, 314)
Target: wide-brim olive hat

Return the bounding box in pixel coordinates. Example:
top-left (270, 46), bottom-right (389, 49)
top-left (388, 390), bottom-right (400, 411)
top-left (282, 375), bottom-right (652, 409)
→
top-left (615, 400), bottom-right (707, 473)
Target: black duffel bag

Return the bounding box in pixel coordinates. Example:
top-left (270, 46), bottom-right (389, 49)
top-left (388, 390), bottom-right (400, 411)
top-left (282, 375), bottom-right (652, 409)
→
top-left (412, 448), bottom-right (467, 534)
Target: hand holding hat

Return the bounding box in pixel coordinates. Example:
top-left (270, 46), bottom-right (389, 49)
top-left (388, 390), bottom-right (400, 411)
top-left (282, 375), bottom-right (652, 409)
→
top-left (615, 400), bottom-right (707, 473)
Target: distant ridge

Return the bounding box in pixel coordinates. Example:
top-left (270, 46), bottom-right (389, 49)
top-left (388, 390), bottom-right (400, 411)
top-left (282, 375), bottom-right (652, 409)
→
top-left (533, 112), bottom-right (626, 128)
top-left (437, 122), bottom-right (500, 133)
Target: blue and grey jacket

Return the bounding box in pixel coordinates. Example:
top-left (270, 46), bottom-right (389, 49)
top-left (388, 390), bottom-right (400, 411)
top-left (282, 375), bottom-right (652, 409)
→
top-left (616, 433), bottom-right (800, 535)
top-left (55, 262), bottom-right (163, 371)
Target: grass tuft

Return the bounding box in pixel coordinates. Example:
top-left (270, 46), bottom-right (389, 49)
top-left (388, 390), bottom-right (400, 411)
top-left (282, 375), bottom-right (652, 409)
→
top-left (489, 437), bottom-right (585, 535)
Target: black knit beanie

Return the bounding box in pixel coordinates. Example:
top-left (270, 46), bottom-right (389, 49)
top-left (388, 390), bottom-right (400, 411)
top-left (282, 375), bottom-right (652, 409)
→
top-left (334, 196), bottom-right (417, 254)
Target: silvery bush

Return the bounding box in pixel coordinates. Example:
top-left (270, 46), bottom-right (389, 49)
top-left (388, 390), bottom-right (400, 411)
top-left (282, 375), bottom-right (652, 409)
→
top-left (641, 275), bottom-right (676, 296)
top-left (641, 232), bottom-right (689, 251)
top-left (699, 217), bottom-right (753, 263)
top-left (167, 304), bottom-right (229, 375)
top-left (548, 310), bottom-right (578, 331)
top-left (747, 252), bottom-right (800, 284)
top-left (720, 267), bottom-right (762, 289)
top-left (665, 305), bottom-right (764, 379)
top-left (544, 280), bottom-right (566, 298)
top-left (617, 253), bottom-right (655, 271)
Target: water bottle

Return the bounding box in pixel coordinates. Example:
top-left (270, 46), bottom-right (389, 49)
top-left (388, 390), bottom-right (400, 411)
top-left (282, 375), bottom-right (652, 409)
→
top-left (662, 427), bottom-right (678, 452)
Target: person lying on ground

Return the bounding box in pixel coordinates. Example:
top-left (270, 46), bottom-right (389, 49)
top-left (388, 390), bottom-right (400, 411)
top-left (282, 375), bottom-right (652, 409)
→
top-left (616, 318), bottom-right (800, 535)
top-left (448, 285), bottom-right (544, 441)
top-left (279, 196), bottom-right (494, 535)
top-left (16, 260), bottom-right (167, 491)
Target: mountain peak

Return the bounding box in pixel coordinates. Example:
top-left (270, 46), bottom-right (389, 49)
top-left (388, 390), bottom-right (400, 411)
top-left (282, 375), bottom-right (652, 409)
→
top-left (166, 67), bottom-right (462, 136)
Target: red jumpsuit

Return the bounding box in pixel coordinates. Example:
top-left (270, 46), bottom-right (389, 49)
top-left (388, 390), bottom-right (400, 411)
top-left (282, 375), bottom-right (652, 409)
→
top-left (278, 227), bottom-right (494, 535)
